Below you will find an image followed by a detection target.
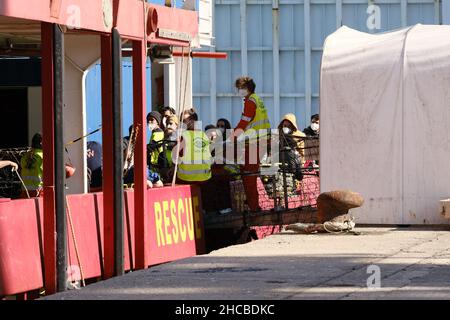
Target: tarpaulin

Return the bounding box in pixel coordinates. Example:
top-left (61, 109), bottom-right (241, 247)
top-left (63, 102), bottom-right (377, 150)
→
top-left (320, 25), bottom-right (450, 224)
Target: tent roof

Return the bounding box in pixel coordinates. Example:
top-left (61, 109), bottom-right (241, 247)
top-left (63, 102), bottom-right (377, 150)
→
top-left (322, 24), bottom-right (450, 75)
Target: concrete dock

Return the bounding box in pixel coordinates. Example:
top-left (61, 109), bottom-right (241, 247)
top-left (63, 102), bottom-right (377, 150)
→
top-left (45, 226), bottom-right (450, 300)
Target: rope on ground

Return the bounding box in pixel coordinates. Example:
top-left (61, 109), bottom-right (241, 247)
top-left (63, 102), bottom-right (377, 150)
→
top-left (66, 197), bottom-right (86, 287)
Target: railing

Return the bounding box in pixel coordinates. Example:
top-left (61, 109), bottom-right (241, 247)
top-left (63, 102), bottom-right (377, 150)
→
top-left (202, 133), bottom-right (320, 235)
top-left (0, 147), bottom-right (30, 198)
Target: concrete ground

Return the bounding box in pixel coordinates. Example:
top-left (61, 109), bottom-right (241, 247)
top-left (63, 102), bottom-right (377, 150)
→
top-left (45, 226), bottom-right (450, 300)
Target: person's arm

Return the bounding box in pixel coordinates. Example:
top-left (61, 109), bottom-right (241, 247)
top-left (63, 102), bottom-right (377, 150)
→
top-left (230, 98), bottom-right (257, 140)
top-left (0, 160), bottom-right (18, 171)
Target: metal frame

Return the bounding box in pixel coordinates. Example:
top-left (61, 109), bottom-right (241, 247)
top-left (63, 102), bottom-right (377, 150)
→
top-left (1, 0), bottom-right (198, 294)
top-left (444, 0), bottom-right (450, 24)
top-left (53, 23), bottom-right (67, 292)
top-left (194, 0), bottom-right (443, 129)
top-left (132, 39), bottom-right (149, 270)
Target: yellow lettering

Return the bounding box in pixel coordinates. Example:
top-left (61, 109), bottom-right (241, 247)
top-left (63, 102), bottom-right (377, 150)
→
top-left (178, 198), bottom-right (187, 242)
top-left (154, 202), bottom-right (165, 247)
top-left (163, 201), bottom-right (172, 245)
top-left (193, 196), bottom-right (202, 239)
top-left (170, 200), bottom-right (179, 244)
top-left (186, 197), bottom-right (195, 241)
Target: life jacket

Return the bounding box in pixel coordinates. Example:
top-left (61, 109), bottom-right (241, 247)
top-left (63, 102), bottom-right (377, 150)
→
top-left (244, 93), bottom-right (271, 138)
top-left (20, 149), bottom-right (43, 191)
top-left (177, 130), bottom-right (212, 182)
top-left (149, 130), bottom-right (164, 165)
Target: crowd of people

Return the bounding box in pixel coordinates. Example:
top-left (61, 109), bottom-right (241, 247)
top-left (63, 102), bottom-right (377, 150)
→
top-left (87, 76), bottom-right (319, 214)
top-left (2, 76), bottom-right (319, 210)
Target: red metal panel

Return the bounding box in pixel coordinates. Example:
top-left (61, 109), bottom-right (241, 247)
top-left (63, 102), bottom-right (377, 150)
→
top-left (101, 35), bottom-right (115, 280)
top-left (147, 4), bottom-right (198, 42)
top-left (0, 199), bottom-right (44, 296)
top-left (0, 1), bottom-right (198, 46)
top-left (41, 22), bottom-right (57, 295)
top-left (123, 191), bottom-right (135, 271)
top-left (147, 185), bottom-right (205, 265)
top-left (0, 186), bottom-right (204, 296)
top-left (65, 194), bottom-right (103, 281)
top-left (132, 40), bottom-right (149, 270)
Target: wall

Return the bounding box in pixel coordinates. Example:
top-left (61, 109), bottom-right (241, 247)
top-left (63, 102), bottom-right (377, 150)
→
top-left (27, 87), bottom-right (42, 145)
top-left (85, 60), bottom-right (153, 144)
top-left (193, 0), bottom-right (443, 130)
top-left (63, 35), bottom-right (101, 194)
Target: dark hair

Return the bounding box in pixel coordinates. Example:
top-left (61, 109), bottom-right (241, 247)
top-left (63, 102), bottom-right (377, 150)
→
top-left (128, 125), bottom-right (133, 136)
top-left (24, 133), bottom-right (42, 169)
top-left (31, 133), bottom-right (42, 149)
top-left (311, 114), bottom-right (319, 122)
top-left (182, 108), bottom-right (198, 122)
top-left (216, 118), bottom-right (231, 130)
top-left (235, 76), bottom-right (256, 93)
top-left (204, 124), bottom-right (216, 132)
top-left (162, 106), bottom-right (176, 115)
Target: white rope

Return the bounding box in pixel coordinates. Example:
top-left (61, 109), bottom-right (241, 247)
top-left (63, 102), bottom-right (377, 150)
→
top-left (14, 169), bottom-right (30, 199)
top-left (323, 220), bottom-right (355, 234)
top-left (171, 45), bottom-right (191, 186)
top-left (66, 197), bottom-right (86, 287)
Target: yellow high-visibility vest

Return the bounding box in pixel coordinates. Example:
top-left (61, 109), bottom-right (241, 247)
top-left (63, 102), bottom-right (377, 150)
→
top-left (150, 131), bottom-right (164, 165)
top-left (20, 149), bottom-right (43, 191)
top-left (246, 93), bottom-right (270, 130)
top-left (177, 130), bottom-right (212, 182)
top-left (242, 93), bottom-right (271, 141)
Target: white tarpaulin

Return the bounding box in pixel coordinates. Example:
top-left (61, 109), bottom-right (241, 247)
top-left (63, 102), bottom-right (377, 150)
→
top-left (320, 25), bottom-right (450, 225)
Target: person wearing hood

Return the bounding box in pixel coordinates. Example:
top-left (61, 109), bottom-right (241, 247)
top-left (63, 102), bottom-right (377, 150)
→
top-left (303, 114), bottom-right (319, 137)
top-left (278, 114), bottom-right (306, 181)
top-left (278, 113), bottom-right (306, 165)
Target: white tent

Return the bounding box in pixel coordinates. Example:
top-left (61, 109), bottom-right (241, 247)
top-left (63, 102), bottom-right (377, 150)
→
top-left (320, 25), bottom-right (450, 225)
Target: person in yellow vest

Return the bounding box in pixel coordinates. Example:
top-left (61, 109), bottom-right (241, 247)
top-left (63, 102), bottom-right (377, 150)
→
top-left (174, 108), bottom-right (212, 183)
top-left (230, 76), bottom-right (271, 212)
top-left (146, 111), bottom-right (164, 172)
top-left (20, 133), bottom-right (44, 197)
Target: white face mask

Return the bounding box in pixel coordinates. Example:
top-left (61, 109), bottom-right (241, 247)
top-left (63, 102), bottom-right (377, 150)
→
top-left (148, 123), bottom-right (157, 132)
top-left (168, 132), bottom-right (177, 141)
top-left (282, 127), bottom-right (291, 134)
top-left (311, 123), bottom-right (319, 132)
top-left (162, 117), bottom-right (167, 128)
top-left (238, 89), bottom-right (248, 98)
top-left (218, 127), bottom-right (225, 134)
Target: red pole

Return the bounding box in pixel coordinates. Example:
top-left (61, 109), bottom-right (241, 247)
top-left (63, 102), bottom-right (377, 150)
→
top-left (132, 40), bottom-right (149, 269)
top-left (101, 35), bottom-right (115, 279)
top-left (41, 22), bottom-right (57, 295)
top-left (172, 51), bottom-right (228, 59)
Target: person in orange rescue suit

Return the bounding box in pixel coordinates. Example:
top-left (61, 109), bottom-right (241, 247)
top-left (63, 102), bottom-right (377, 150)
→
top-left (230, 76), bottom-right (271, 212)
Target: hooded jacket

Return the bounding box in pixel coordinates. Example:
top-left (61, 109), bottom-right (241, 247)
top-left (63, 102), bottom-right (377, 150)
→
top-left (277, 113), bottom-right (306, 164)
